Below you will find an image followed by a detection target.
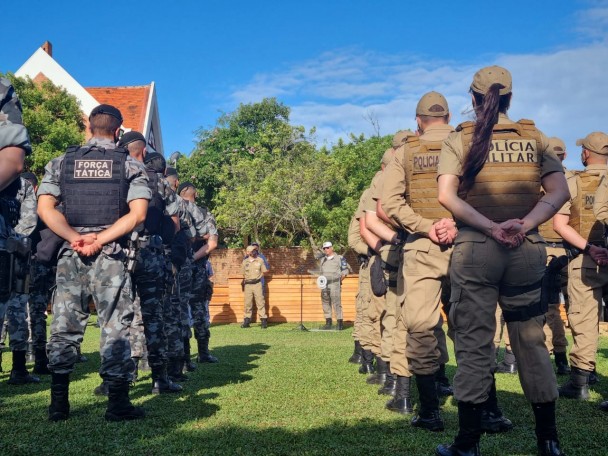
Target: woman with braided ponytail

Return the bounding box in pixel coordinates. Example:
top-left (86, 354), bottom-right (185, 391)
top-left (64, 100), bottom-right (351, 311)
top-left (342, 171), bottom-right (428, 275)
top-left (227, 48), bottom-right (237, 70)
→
top-left (434, 66), bottom-right (570, 456)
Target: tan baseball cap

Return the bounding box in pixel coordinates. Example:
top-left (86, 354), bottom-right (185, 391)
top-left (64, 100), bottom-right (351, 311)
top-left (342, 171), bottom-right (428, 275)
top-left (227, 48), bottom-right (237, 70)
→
top-left (470, 66), bottom-right (512, 96)
top-left (246, 245), bottom-right (256, 253)
top-left (547, 137), bottom-right (566, 157)
top-left (381, 148), bottom-right (394, 166)
top-left (576, 132), bottom-right (608, 155)
top-left (416, 91), bottom-right (449, 117)
top-left (392, 130), bottom-right (410, 148)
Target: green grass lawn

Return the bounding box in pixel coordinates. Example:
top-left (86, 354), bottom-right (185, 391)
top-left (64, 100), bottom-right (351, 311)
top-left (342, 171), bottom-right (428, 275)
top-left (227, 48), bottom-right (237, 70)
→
top-left (1, 320), bottom-right (607, 455)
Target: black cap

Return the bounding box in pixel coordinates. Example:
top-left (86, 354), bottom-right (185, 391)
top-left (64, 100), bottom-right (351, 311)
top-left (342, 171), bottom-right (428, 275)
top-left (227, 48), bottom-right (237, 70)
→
top-left (21, 172), bottom-right (38, 187)
top-left (177, 181), bottom-right (195, 195)
top-left (165, 167), bottom-right (178, 177)
top-left (144, 152), bottom-right (167, 173)
top-left (118, 131), bottom-right (146, 148)
top-left (89, 104), bottom-right (123, 122)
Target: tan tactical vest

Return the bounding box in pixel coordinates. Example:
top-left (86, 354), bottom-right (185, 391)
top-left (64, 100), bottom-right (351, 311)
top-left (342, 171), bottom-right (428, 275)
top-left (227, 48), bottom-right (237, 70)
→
top-left (458, 119), bottom-right (543, 223)
top-left (404, 135), bottom-right (452, 220)
top-left (568, 171), bottom-right (605, 243)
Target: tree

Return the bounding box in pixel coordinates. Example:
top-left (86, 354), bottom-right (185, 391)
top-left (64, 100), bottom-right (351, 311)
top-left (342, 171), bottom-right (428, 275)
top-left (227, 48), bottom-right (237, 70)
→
top-left (2, 73), bottom-right (85, 179)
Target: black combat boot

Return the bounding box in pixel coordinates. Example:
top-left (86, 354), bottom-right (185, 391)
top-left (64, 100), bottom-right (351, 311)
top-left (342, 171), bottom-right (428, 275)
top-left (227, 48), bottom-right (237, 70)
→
top-left (76, 346), bottom-right (88, 363)
top-left (385, 375), bottom-right (414, 414)
top-left (49, 373), bottom-right (70, 422)
top-left (366, 356), bottom-right (388, 385)
top-left (197, 336), bottom-right (219, 363)
top-left (589, 368), bottom-right (598, 385)
top-left (481, 376), bottom-right (513, 433)
top-left (8, 350), bottom-right (40, 385)
top-left (241, 317), bottom-right (251, 328)
top-left (435, 401), bottom-right (482, 456)
top-left (533, 401), bottom-right (566, 456)
top-left (261, 318), bottom-right (268, 329)
top-left (151, 364), bottom-right (183, 394)
top-left (358, 348), bottom-right (375, 374)
top-left (348, 340), bottom-right (363, 364)
top-left (411, 373), bottom-right (444, 432)
top-left (496, 349), bottom-right (517, 374)
top-left (168, 357), bottom-right (188, 382)
top-left (94, 380), bottom-right (109, 396)
top-left (33, 348), bottom-right (51, 375)
top-left (554, 352), bottom-right (570, 376)
top-left (104, 381), bottom-right (145, 421)
top-left (558, 366), bottom-right (590, 400)
top-left (183, 338), bottom-right (197, 372)
top-left (378, 367), bottom-right (397, 395)
top-left (436, 363), bottom-right (454, 397)
top-left (320, 318), bottom-right (332, 330)
top-left (336, 319), bottom-right (344, 330)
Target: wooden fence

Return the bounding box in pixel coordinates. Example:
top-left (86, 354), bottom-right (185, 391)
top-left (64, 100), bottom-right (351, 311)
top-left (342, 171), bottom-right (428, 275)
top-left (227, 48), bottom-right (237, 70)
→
top-left (210, 275), bottom-right (359, 323)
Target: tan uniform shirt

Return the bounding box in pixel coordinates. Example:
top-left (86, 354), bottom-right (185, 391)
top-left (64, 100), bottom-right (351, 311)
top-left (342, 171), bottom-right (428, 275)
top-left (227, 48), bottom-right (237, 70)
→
top-left (594, 170), bottom-right (608, 225)
top-left (362, 171), bottom-right (383, 213)
top-left (241, 257), bottom-right (267, 282)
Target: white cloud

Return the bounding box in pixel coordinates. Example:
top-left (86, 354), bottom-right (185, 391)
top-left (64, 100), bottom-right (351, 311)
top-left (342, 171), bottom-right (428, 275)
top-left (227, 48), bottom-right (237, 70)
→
top-left (230, 20), bottom-right (608, 171)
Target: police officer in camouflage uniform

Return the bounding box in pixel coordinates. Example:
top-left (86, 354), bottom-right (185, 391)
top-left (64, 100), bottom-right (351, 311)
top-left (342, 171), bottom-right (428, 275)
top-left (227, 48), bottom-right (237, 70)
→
top-left (37, 104), bottom-right (151, 422)
top-left (0, 176), bottom-right (38, 385)
top-left (0, 77), bottom-right (32, 376)
top-left (21, 172), bottom-right (54, 376)
top-left (179, 184), bottom-right (219, 363)
top-left (114, 133), bottom-right (182, 395)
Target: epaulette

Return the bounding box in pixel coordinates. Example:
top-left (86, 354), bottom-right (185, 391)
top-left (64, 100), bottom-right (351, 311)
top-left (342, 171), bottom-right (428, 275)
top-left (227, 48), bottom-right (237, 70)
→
top-left (65, 145), bottom-right (81, 154)
top-left (455, 121), bottom-right (475, 133)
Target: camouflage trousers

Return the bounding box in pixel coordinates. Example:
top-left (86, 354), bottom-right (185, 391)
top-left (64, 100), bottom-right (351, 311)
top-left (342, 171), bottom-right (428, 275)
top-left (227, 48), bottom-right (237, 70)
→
top-left (190, 260), bottom-right (211, 341)
top-left (0, 292), bottom-right (29, 351)
top-left (28, 259), bottom-right (54, 349)
top-left (47, 249), bottom-right (135, 382)
top-left (130, 296), bottom-right (146, 359)
top-left (130, 245), bottom-right (167, 367)
top-left (164, 255), bottom-right (192, 358)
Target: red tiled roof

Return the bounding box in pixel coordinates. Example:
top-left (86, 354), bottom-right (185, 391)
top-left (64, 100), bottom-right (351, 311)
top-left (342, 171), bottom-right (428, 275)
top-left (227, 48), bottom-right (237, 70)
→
top-left (85, 86), bottom-right (150, 133)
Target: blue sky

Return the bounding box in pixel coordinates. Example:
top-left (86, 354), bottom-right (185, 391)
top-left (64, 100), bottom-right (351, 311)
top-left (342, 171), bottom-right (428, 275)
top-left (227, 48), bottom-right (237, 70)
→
top-left (2, 0), bottom-right (607, 170)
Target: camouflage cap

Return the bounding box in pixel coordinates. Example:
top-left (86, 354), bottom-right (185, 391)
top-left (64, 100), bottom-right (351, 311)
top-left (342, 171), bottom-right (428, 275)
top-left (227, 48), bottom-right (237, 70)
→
top-left (381, 148), bottom-right (394, 166)
top-left (117, 131), bottom-right (145, 148)
top-left (392, 130), bottom-right (410, 148)
top-left (416, 91), bottom-right (449, 117)
top-left (576, 132), bottom-right (608, 155)
top-left (547, 137), bottom-right (566, 157)
top-left (89, 104), bottom-right (123, 122)
top-left (471, 66), bottom-right (512, 96)
top-left (0, 77), bottom-right (32, 155)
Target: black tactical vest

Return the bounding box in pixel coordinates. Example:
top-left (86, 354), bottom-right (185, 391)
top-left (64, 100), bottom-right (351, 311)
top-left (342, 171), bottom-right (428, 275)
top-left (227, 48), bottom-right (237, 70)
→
top-left (60, 145), bottom-right (129, 227)
top-left (0, 178), bottom-right (22, 228)
top-left (136, 168), bottom-right (165, 236)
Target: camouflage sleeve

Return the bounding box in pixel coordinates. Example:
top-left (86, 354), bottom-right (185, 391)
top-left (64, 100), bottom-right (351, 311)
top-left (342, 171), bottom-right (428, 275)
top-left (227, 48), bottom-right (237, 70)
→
top-left (37, 155), bottom-right (64, 199)
top-left (188, 202), bottom-right (210, 237)
top-left (162, 178), bottom-right (179, 216)
top-left (14, 178), bottom-right (37, 236)
top-left (0, 78), bottom-right (31, 155)
top-left (340, 256), bottom-right (350, 275)
top-left (205, 210), bottom-right (219, 237)
top-left (125, 157), bottom-right (152, 203)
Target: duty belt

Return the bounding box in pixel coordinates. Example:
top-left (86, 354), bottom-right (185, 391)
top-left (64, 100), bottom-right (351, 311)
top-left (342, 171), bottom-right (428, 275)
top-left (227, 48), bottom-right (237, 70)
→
top-left (546, 241), bottom-right (564, 248)
top-left (380, 260), bottom-right (399, 273)
top-left (139, 234), bottom-right (163, 249)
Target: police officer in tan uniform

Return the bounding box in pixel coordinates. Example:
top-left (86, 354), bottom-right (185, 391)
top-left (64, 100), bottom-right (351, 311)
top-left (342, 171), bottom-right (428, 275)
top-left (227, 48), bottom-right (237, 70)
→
top-left (347, 195), bottom-right (373, 364)
top-left (364, 133), bottom-right (409, 393)
top-left (436, 66), bottom-right (569, 456)
top-left (241, 245), bottom-right (268, 328)
top-left (539, 137), bottom-right (571, 376)
top-left (555, 132), bottom-right (608, 401)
